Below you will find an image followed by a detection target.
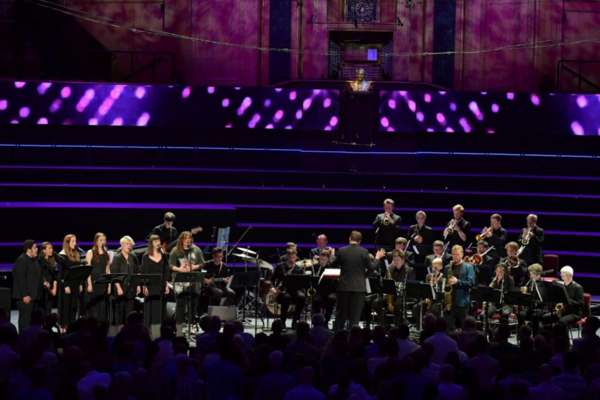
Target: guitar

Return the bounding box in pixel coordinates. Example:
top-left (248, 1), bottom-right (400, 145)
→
top-left (161, 226), bottom-right (203, 254)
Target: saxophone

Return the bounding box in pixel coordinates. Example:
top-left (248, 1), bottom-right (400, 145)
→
top-left (444, 263), bottom-right (457, 312)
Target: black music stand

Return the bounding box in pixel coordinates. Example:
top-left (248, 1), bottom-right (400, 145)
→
top-left (173, 272), bottom-right (204, 339)
top-left (63, 265), bottom-right (92, 320)
top-left (130, 274), bottom-right (163, 294)
top-left (381, 279), bottom-right (396, 296)
top-left (230, 270), bottom-right (260, 326)
top-left (546, 282), bottom-right (569, 306)
top-left (472, 286), bottom-right (502, 334)
top-left (367, 277), bottom-right (383, 295)
top-left (504, 290), bottom-right (532, 307)
top-left (406, 281), bottom-right (434, 330)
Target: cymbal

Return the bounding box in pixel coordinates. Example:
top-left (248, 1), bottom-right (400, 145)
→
top-left (236, 247), bottom-right (257, 256)
top-left (258, 260), bottom-right (273, 271)
top-left (232, 253), bottom-right (256, 261)
top-left (295, 259), bottom-right (315, 268)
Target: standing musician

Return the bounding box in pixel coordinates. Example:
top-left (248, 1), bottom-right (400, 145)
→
top-left (478, 213), bottom-right (507, 259)
top-left (425, 240), bottom-right (451, 273)
top-left (373, 199), bottom-right (402, 251)
top-left (110, 236), bottom-right (140, 327)
top-left (518, 263), bottom-right (546, 335)
top-left (407, 210), bottom-right (434, 256)
top-left (39, 242), bottom-right (58, 317)
top-left (149, 212), bottom-right (178, 250)
top-left (487, 264), bottom-right (515, 317)
top-left (443, 204), bottom-right (471, 248)
top-left (140, 235), bottom-right (170, 334)
top-left (311, 249), bottom-right (336, 323)
top-left (310, 234), bottom-right (335, 261)
top-left (12, 240), bottom-right (42, 332)
top-left (444, 245), bottom-right (476, 331)
top-left (332, 231), bottom-right (384, 331)
top-left (58, 234), bottom-right (82, 329)
top-left (84, 232), bottom-right (111, 322)
top-left (501, 242), bottom-right (528, 286)
top-left (384, 250), bottom-right (416, 326)
top-left (424, 257), bottom-right (446, 316)
top-left (555, 266), bottom-right (584, 326)
top-left (203, 247), bottom-right (236, 306)
top-left (468, 241), bottom-right (496, 286)
top-left (271, 250), bottom-right (306, 328)
top-left (169, 231), bottom-right (205, 333)
top-left (519, 214), bottom-right (545, 266)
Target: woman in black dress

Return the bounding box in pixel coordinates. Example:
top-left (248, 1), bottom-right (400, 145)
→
top-left (140, 234), bottom-right (170, 333)
top-left (110, 235), bottom-right (139, 327)
top-left (84, 232), bottom-right (110, 322)
top-left (39, 242), bottom-right (58, 316)
top-left (58, 234), bottom-right (81, 329)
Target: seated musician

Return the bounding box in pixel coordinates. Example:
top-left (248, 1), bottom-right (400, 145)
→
top-left (444, 245), bottom-right (476, 331)
top-left (487, 264), bottom-right (515, 317)
top-left (149, 212), bottom-right (178, 251)
top-left (425, 240), bottom-right (451, 272)
top-left (518, 263), bottom-right (546, 335)
top-left (472, 240), bottom-right (497, 286)
top-left (500, 241), bottom-right (528, 286)
top-left (386, 250), bottom-right (416, 326)
top-left (424, 257), bottom-right (445, 317)
top-left (279, 242), bottom-right (298, 263)
top-left (203, 247), bottom-right (236, 306)
top-left (311, 249), bottom-right (336, 323)
top-left (556, 266), bottom-right (584, 326)
top-left (387, 237), bottom-right (416, 269)
top-left (310, 234), bottom-right (335, 262)
top-left (271, 250), bottom-right (306, 328)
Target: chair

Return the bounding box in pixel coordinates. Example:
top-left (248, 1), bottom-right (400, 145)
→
top-left (567, 292), bottom-right (591, 340)
top-left (543, 254), bottom-right (559, 276)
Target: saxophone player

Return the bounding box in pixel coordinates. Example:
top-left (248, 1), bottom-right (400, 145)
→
top-left (443, 205), bottom-right (471, 248)
top-left (487, 264), bottom-right (515, 317)
top-left (424, 257), bottom-right (445, 316)
top-left (519, 214), bottom-right (545, 266)
top-left (373, 198), bottom-right (402, 251)
top-left (518, 263), bottom-right (546, 335)
top-left (444, 245), bottom-right (476, 331)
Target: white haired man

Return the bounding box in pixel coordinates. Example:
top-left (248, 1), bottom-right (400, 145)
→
top-left (558, 266), bottom-right (584, 325)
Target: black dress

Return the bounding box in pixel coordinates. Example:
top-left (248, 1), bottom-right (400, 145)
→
top-left (110, 252), bottom-right (139, 325)
top-left (39, 256), bottom-right (58, 316)
top-left (87, 252), bottom-right (109, 322)
top-left (57, 252), bottom-right (82, 327)
top-left (140, 253), bottom-right (168, 326)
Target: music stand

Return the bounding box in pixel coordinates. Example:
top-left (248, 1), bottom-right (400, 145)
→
top-left (381, 279), bottom-right (396, 296)
top-left (63, 264), bottom-right (92, 289)
top-left (230, 270), bottom-right (260, 328)
top-left (472, 286), bottom-right (502, 334)
top-left (173, 272), bottom-right (204, 339)
top-left (130, 274), bottom-right (163, 295)
top-left (406, 281), bottom-right (434, 330)
top-left (367, 277), bottom-right (383, 295)
top-left (504, 290), bottom-right (533, 307)
top-left (546, 282), bottom-right (569, 305)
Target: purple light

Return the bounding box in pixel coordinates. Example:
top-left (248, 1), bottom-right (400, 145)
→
top-left (264, 99), bottom-right (272, 108)
top-left (530, 94), bottom-right (541, 106)
top-left (323, 98), bottom-right (332, 108)
top-left (19, 107), bottom-right (30, 118)
top-left (571, 121), bottom-right (584, 136)
top-left (136, 112), bottom-right (150, 127)
top-left (507, 92), bottom-right (515, 100)
top-left (284, 125), bottom-right (292, 130)
top-left (436, 113), bottom-right (446, 125)
top-left (266, 124), bottom-right (274, 129)
top-left (329, 116), bottom-right (338, 127)
top-left (388, 99), bottom-right (396, 109)
top-left (450, 102), bottom-right (457, 111)
top-left (387, 127), bottom-right (395, 132)
top-left (408, 100), bottom-right (417, 113)
top-left (438, 91), bottom-right (447, 95)
top-left (207, 86), bottom-right (215, 94)
top-left (222, 98), bottom-right (230, 108)
top-left (60, 86), bottom-right (72, 99)
top-left (380, 116), bottom-right (390, 128)
top-left (49, 99), bottom-right (62, 113)
top-left (416, 112), bottom-right (425, 122)
top-left (324, 126), bottom-right (332, 131)
top-left (480, 91), bottom-right (488, 95)
top-left (312, 89), bottom-right (321, 95)
top-left (88, 118), bottom-right (98, 126)
top-left (427, 128), bottom-right (435, 132)
top-left (445, 127), bottom-right (455, 133)
top-left (110, 85), bottom-right (125, 100)
top-left (181, 86), bottom-right (192, 99)
top-left (248, 113), bottom-right (261, 128)
top-left (424, 93), bottom-right (432, 103)
top-left (76, 89), bottom-right (95, 112)
top-left (37, 82), bottom-right (52, 95)
top-left (10, 119), bottom-right (19, 124)
top-left (37, 117), bottom-right (48, 125)
top-left (289, 91), bottom-right (297, 101)
top-left (0, 99), bottom-right (7, 111)
top-left (295, 110), bottom-right (303, 120)
top-left (576, 95), bottom-right (588, 108)
top-left (97, 98), bottom-right (114, 116)
top-left (302, 98), bottom-right (312, 110)
top-left (135, 87), bottom-right (146, 99)
top-left (225, 123), bottom-right (233, 128)
top-left (469, 101), bottom-right (484, 121)
top-left (274, 110), bottom-right (284, 121)
top-left (237, 96), bottom-right (252, 116)
top-left (111, 117), bottom-right (123, 126)
top-left (486, 128), bottom-right (496, 134)
top-left (491, 103), bottom-right (500, 113)
top-left (14, 81), bottom-right (26, 89)
top-left (274, 88), bottom-right (283, 92)
top-left (459, 117), bottom-right (472, 133)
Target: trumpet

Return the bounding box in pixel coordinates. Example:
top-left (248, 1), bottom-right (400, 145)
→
top-left (444, 219), bottom-right (456, 238)
top-left (475, 226), bottom-right (492, 241)
top-left (554, 303), bottom-right (565, 317)
top-left (521, 227), bottom-right (533, 246)
top-left (444, 264), bottom-right (457, 312)
top-left (383, 213), bottom-right (392, 226)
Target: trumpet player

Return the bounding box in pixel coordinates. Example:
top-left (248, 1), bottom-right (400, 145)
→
top-left (519, 214), bottom-right (545, 266)
top-left (373, 198), bottom-right (402, 251)
top-left (444, 245), bottom-right (476, 331)
top-left (478, 213), bottom-right (507, 258)
top-left (443, 204), bottom-right (471, 248)
top-left (310, 234), bottom-right (335, 262)
top-left (408, 210), bottom-right (434, 254)
top-left (556, 266), bottom-right (584, 325)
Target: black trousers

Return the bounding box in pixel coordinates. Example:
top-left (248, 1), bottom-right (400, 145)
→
top-left (276, 290), bottom-right (306, 326)
top-left (559, 313), bottom-right (581, 326)
top-left (204, 284), bottom-right (237, 306)
top-left (446, 306), bottom-right (468, 331)
top-left (335, 291), bottom-right (365, 331)
top-left (312, 292), bottom-right (336, 322)
top-left (17, 300), bottom-right (35, 332)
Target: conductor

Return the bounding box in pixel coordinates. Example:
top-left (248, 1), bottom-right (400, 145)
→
top-left (332, 231), bottom-right (384, 331)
